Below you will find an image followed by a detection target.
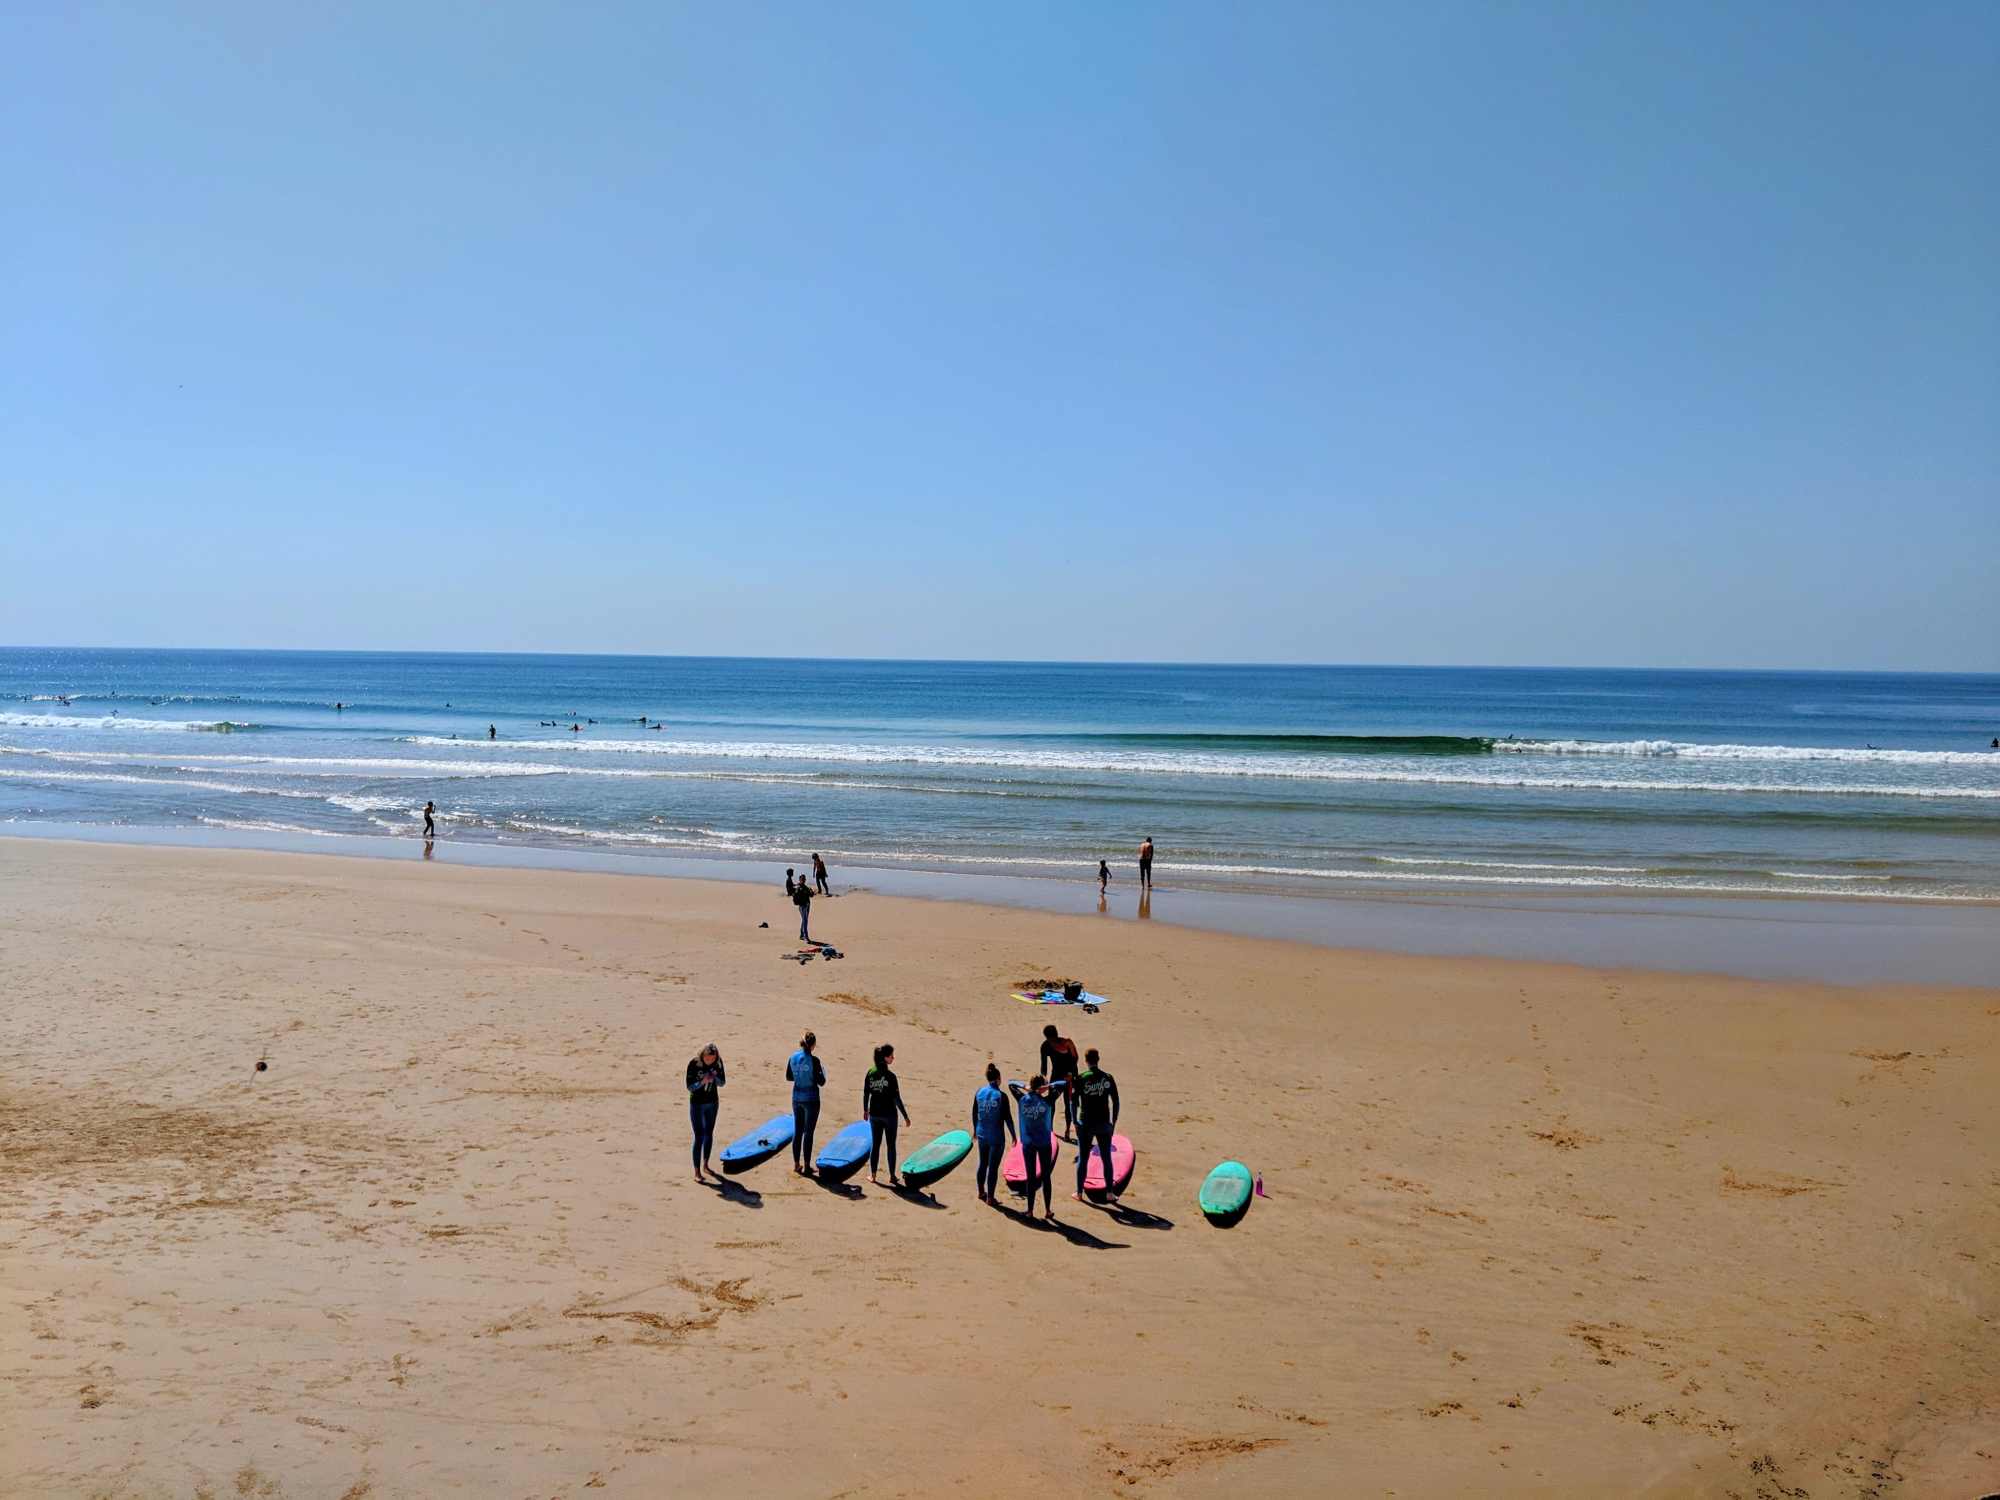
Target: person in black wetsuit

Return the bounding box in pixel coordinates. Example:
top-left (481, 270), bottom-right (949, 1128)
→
top-left (1040, 1023), bottom-right (1080, 1139)
top-left (793, 877), bottom-right (814, 943)
top-left (1072, 1047), bottom-right (1121, 1203)
top-left (864, 1043), bottom-right (910, 1185)
top-left (812, 853), bottom-right (830, 896)
top-left (422, 800), bottom-right (436, 838)
top-left (686, 1042), bottom-right (726, 1181)
top-left (786, 1031), bottom-right (826, 1175)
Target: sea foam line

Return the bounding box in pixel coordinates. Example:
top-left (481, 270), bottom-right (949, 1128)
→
top-left (393, 736), bottom-right (2000, 799)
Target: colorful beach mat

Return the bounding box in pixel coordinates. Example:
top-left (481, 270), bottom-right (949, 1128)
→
top-left (1010, 988), bottom-right (1111, 1008)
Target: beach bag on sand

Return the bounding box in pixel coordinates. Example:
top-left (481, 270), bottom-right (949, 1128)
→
top-left (1062, 980), bottom-right (1083, 1004)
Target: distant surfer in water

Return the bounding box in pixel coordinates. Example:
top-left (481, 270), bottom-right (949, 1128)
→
top-left (1138, 837), bottom-right (1154, 889)
top-left (864, 1044), bottom-right (910, 1186)
top-left (1040, 1024), bottom-right (1079, 1139)
top-left (687, 1043), bottom-right (725, 1181)
top-left (1007, 1076), bottom-right (1058, 1218)
top-left (1072, 1048), bottom-right (1121, 1203)
top-left (422, 800), bottom-right (436, 838)
top-left (971, 1063), bottom-right (1015, 1204)
top-left (487, 724), bottom-right (495, 739)
top-left (787, 1032), bottom-right (825, 1176)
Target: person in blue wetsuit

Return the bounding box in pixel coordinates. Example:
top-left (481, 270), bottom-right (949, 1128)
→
top-left (686, 1042), bottom-right (725, 1181)
top-left (1071, 1047), bottom-right (1121, 1203)
top-left (971, 1063), bottom-right (1016, 1205)
top-left (864, 1043), bottom-right (910, 1186)
top-left (1007, 1075), bottom-right (1058, 1219)
top-left (786, 1031), bottom-right (826, 1176)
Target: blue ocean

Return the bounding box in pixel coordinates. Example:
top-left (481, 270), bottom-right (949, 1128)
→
top-left (2, 649), bottom-right (1996, 903)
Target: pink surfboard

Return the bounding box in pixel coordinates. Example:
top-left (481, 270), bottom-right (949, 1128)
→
top-left (1080, 1134), bottom-right (1135, 1200)
top-left (1002, 1132), bottom-right (1062, 1193)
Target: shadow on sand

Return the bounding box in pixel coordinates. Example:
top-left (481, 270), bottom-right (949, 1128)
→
top-left (812, 1173), bottom-right (865, 1201)
top-left (887, 1182), bottom-right (951, 1210)
top-left (699, 1177), bottom-right (762, 1209)
top-left (996, 1198), bottom-right (1126, 1250)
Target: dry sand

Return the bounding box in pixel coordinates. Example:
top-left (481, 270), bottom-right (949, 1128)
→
top-left (2, 837), bottom-right (1995, 1499)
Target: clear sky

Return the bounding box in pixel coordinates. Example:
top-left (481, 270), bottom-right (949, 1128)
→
top-left (5, 2), bottom-right (1995, 669)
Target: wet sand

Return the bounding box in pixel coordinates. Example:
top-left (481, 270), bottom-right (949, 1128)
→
top-left (2, 837), bottom-right (1995, 1498)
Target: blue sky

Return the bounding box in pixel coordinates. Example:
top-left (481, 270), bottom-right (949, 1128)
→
top-left (5, 2), bottom-right (1995, 669)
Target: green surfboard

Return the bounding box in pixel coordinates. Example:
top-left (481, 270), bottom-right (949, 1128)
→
top-left (899, 1130), bottom-right (973, 1189)
top-left (1199, 1160), bottom-right (1253, 1223)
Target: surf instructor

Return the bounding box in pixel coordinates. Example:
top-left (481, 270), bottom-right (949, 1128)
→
top-left (864, 1043), bottom-right (911, 1186)
top-left (1072, 1047), bottom-right (1121, 1203)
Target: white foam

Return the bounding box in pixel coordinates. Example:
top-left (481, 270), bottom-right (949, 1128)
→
top-left (390, 736), bottom-right (2000, 799)
top-left (1501, 739), bottom-right (1998, 766)
top-left (0, 767), bottom-right (321, 799)
top-left (0, 713), bottom-right (256, 733)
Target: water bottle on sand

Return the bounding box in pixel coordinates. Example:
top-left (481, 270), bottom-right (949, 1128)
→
top-left (1254, 1171), bottom-right (1266, 1198)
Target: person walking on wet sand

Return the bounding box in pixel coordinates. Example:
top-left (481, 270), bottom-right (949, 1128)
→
top-left (687, 1042), bottom-right (726, 1181)
top-left (1138, 836), bottom-right (1154, 889)
top-left (792, 874), bottom-right (814, 943)
top-left (812, 853), bottom-right (830, 896)
top-left (1098, 859), bottom-right (1110, 895)
top-left (423, 800), bottom-right (436, 838)
top-left (864, 1044), bottom-right (911, 1185)
top-left (971, 1063), bottom-right (1015, 1204)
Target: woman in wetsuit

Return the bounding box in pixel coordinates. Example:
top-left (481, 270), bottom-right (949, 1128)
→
top-left (1007, 1075), bottom-right (1058, 1219)
top-left (686, 1042), bottom-right (726, 1181)
top-left (786, 1031), bottom-right (826, 1175)
top-left (864, 1043), bottom-right (911, 1186)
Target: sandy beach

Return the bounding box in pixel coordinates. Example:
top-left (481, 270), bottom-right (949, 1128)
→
top-left (2, 837), bottom-right (1995, 1499)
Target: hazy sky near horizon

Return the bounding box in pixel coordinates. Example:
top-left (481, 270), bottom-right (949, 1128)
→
top-left (6, 3), bottom-right (1996, 670)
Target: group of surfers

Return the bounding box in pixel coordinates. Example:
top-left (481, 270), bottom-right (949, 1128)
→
top-left (683, 1022), bottom-right (1120, 1218)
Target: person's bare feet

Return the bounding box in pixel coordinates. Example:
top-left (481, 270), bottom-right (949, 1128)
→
top-left (1072, 1192), bottom-right (1086, 1203)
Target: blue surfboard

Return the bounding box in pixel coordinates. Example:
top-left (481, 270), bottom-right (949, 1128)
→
top-left (814, 1119), bottom-right (874, 1181)
top-left (719, 1112), bottom-right (795, 1175)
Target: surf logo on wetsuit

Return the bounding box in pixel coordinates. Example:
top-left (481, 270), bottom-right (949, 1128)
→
top-left (1074, 1070), bottom-right (1117, 1122)
top-left (865, 1070), bottom-right (898, 1114)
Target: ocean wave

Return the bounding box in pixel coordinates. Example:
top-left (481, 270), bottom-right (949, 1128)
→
top-left (0, 713), bottom-right (262, 733)
top-left (392, 735), bottom-right (2000, 799)
top-left (0, 768), bottom-right (320, 799)
top-left (1501, 738), bottom-right (1998, 765)
top-left (194, 817), bottom-right (338, 836)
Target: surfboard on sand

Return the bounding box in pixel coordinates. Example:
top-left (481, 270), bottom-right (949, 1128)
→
top-left (1079, 1133), bottom-right (1135, 1200)
top-left (1199, 1160), bottom-right (1254, 1224)
top-left (1002, 1131), bottom-right (1062, 1193)
top-left (814, 1120), bottom-right (874, 1181)
top-left (719, 1113), bottom-right (795, 1175)
top-left (899, 1130), bottom-right (973, 1190)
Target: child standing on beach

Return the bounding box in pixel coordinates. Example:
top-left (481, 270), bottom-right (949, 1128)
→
top-left (1098, 859), bottom-right (1110, 894)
